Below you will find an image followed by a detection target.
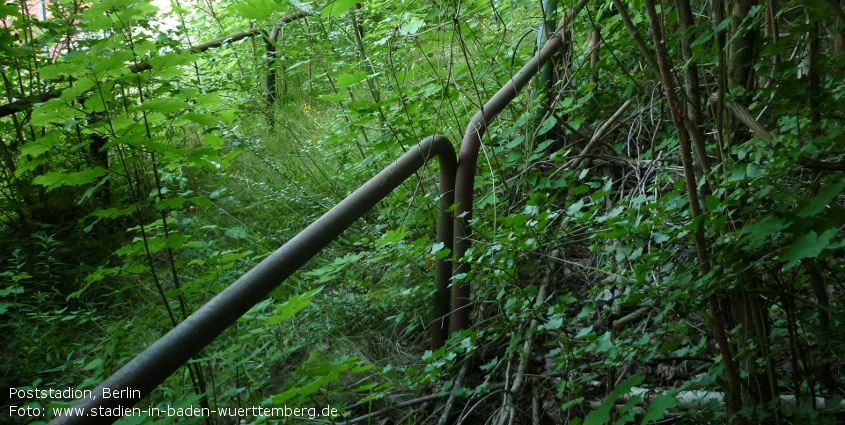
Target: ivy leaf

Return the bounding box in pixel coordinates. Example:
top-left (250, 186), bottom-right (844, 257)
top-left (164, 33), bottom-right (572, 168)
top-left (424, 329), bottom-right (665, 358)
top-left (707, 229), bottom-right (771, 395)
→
top-left (376, 227), bottom-right (408, 245)
top-left (430, 242), bottom-right (445, 255)
top-left (576, 325), bottom-right (594, 339)
top-left (780, 229), bottom-right (837, 270)
top-left (379, 228), bottom-right (407, 245)
top-left (746, 163), bottom-right (763, 178)
top-left (652, 232), bottom-right (669, 243)
top-left (593, 332), bottom-right (614, 352)
top-left (704, 195), bottom-right (719, 211)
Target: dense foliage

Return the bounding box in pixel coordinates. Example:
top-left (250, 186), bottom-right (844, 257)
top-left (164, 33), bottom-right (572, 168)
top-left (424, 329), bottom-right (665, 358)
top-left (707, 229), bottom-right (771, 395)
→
top-left (1, 0), bottom-right (843, 424)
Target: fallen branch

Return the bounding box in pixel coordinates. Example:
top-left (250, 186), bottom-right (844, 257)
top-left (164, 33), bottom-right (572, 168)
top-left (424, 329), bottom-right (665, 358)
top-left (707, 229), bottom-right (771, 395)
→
top-left (492, 265), bottom-right (552, 425)
top-left (339, 393), bottom-right (449, 424)
top-left (625, 387), bottom-right (845, 412)
top-left (720, 98), bottom-right (845, 171)
top-left (567, 100), bottom-right (633, 170)
top-left (612, 305), bottom-right (650, 331)
top-left (436, 364), bottom-right (467, 425)
top-left (723, 100), bottom-right (772, 143)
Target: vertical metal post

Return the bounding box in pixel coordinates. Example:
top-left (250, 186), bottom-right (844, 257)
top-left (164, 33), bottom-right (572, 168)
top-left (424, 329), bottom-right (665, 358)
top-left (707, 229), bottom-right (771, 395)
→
top-left (450, 30), bottom-right (566, 332)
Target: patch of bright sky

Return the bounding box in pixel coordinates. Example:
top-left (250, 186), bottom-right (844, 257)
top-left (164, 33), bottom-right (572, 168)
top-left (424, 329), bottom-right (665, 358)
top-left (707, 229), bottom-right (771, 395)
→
top-left (151, 0), bottom-right (172, 14)
top-left (150, 0), bottom-right (178, 32)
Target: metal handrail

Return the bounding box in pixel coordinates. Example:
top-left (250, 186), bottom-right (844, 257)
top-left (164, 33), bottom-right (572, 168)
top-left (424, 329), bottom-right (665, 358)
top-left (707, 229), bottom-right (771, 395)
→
top-left (50, 18), bottom-right (569, 422)
top-left (50, 135), bottom-right (456, 424)
top-left (449, 26), bottom-right (566, 331)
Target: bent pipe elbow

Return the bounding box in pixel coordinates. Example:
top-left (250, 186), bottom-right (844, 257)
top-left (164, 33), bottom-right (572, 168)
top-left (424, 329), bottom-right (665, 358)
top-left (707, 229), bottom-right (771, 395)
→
top-left (50, 135), bottom-right (456, 424)
top-left (450, 32), bottom-right (565, 333)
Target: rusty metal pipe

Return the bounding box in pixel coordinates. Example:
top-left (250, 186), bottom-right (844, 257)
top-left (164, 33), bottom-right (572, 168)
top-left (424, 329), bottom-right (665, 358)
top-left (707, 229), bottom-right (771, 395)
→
top-left (50, 135), bottom-right (455, 424)
top-left (450, 30), bottom-right (565, 332)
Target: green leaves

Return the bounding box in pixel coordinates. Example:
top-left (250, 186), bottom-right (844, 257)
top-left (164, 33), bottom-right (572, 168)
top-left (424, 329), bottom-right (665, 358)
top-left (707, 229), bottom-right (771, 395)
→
top-left (742, 216), bottom-right (790, 248)
top-left (20, 132), bottom-right (61, 158)
top-left (270, 356), bottom-right (367, 405)
top-left (583, 374), bottom-right (644, 425)
top-left (796, 180), bottom-right (845, 218)
top-left (32, 167), bottom-right (109, 191)
top-left (0, 4), bottom-right (21, 19)
top-left (233, 0), bottom-right (282, 20)
top-left (336, 70), bottom-right (368, 89)
top-left (224, 226), bottom-right (249, 239)
top-left (316, 93), bottom-right (348, 102)
top-left (134, 98), bottom-right (189, 114)
top-left (30, 101), bottom-right (76, 127)
top-left (322, 0), bottom-right (358, 16)
top-left (116, 234), bottom-right (197, 257)
top-left (378, 228), bottom-right (407, 245)
top-left (690, 17), bottom-right (732, 49)
top-left (399, 17), bottom-right (425, 36)
top-left (780, 229), bottom-right (838, 270)
top-left (39, 63), bottom-right (78, 80)
top-left (268, 288), bottom-right (322, 324)
top-left (640, 395), bottom-right (677, 424)
top-left (740, 178), bottom-right (844, 267)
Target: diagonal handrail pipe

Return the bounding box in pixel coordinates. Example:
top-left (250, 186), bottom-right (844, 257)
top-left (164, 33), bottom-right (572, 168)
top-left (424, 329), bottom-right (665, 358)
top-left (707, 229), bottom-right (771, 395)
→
top-left (49, 135), bottom-right (455, 425)
top-left (47, 9), bottom-right (583, 422)
top-left (450, 14), bottom-right (577, 332)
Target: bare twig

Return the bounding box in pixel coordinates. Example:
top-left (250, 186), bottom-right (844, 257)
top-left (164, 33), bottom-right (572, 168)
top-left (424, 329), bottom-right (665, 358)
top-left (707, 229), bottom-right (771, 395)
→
top-left (568, 100), bottom-right (633, 169)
